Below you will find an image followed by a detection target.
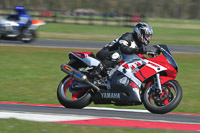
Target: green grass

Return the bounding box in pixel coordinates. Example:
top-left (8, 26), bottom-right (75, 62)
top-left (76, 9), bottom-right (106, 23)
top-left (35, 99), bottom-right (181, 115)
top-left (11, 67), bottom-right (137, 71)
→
top-left (147, 17), bottom-right (200, 25)
top-left (0, 119), bottom-right (181, 133)
top-left (0, 46), bottom-right (200, 113)
top-left (39, 23), bottom-right (128, 35)
top-left (37, 18), bottom-right (200, 45)
top-left (152, 27), bottom-right (200, 45)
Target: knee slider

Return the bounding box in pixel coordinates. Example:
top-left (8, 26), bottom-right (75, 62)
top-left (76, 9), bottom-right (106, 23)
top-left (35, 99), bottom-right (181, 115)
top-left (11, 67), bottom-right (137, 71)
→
top-left (111, 52), bottom-right (120, 61)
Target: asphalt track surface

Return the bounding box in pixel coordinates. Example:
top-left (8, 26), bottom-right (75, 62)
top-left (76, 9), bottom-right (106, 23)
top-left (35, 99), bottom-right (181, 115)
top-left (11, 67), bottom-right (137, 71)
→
top-left (0, 102), bottom-right (199, 123)
top-left (0, 39), bottom-right (200, 131)
top-left (0, 102), bottom-right (200, 131)
top-left (0, 39), bottom-right (200, 54)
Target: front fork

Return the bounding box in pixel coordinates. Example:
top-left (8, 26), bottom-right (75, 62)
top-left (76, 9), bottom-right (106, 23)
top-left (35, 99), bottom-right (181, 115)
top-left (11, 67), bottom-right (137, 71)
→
top-left (156, 73), bottom-right (162, 94)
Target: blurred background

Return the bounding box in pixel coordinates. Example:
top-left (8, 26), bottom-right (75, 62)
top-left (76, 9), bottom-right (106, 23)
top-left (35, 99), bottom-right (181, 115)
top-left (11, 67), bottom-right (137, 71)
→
top-left (0, 0), bottom-right (200, 109)
top-left (0, 1), bottom-right (200, 132)
top-left (0, 0), bottom-right (200, 26)
top-left (1, 0), bottom-right (199, 45)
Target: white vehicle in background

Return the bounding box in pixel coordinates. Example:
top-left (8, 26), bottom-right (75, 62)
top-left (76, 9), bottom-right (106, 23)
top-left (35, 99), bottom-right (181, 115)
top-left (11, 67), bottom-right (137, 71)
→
top-left (0, 18), bottom-right (45, 43)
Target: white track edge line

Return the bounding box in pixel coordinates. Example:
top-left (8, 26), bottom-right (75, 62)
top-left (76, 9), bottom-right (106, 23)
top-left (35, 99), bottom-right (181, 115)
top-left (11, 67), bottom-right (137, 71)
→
top-left (0, 110), bottom-right (199, 125)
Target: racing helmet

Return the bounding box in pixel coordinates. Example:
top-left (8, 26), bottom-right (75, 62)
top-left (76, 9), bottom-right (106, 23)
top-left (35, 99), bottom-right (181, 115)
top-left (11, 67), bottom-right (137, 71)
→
top-left (133, 22), bottom-right (153, 46)
top-left (15, 6), bottom-right (26, 14)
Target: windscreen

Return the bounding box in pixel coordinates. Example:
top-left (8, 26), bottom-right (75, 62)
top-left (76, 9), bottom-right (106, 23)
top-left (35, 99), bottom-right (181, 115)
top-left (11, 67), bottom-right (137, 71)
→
top-left (154, 45), bottom-right (178, 72)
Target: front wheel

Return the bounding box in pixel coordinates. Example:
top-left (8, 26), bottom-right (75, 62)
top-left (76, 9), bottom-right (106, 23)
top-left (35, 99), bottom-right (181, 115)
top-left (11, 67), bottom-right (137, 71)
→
top-left (57, 76), bottom-right (92, 109)
top-left (143, 80), bottom-right (182, 114)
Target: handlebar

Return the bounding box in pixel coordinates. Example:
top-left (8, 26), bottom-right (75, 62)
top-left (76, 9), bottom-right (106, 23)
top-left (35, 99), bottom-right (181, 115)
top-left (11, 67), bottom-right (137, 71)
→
top-left (146, 49), bottom-right (161, 57)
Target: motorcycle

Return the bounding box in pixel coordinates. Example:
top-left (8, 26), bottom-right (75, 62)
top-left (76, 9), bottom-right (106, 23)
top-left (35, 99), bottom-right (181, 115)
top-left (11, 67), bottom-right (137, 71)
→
top-left (57, 45), bottom-right (182, 114)
top-left (0, 18), bottom-right (45, 43)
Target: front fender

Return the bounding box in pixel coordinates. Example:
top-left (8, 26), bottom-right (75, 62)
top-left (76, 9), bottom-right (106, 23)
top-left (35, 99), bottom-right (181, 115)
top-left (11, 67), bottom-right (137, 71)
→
top-left (160, 76), bottom-right (175, 84)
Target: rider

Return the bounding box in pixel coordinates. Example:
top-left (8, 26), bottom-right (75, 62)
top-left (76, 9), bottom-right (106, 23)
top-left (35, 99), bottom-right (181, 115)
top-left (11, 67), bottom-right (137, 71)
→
top-left (7, 6), bottom-right (32, 30)
top-left (90, 22), bottom-right (153, 78)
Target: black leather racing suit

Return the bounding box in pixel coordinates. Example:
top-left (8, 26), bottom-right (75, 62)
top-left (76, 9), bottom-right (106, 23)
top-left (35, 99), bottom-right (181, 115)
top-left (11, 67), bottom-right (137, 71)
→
top-left (96, 32), bottom-right (146, 68)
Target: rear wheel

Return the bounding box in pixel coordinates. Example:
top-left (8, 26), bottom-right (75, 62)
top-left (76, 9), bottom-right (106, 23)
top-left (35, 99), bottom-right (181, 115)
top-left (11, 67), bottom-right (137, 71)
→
top-left (21, 29), bottom-right (36, 43)
top-left (57, 76), bottom-right (92, 108)
top-left (143, 80), bottom-right (182, 114)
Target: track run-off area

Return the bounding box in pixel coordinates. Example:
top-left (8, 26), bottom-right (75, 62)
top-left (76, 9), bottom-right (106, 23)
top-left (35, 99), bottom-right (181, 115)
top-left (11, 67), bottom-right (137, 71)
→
top-left (0, 39), bottom-right (200, 131)
top-left (0, 101), bottom-right (200, 131)
top-left (0, 39), bottom-right (200, 54)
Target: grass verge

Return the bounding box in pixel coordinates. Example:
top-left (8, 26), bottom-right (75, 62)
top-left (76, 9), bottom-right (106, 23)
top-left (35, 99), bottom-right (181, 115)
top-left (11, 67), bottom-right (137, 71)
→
top-left (0, 46), bottom-right (200, 113)
top-left (38, 22), bottom-right (200, 45)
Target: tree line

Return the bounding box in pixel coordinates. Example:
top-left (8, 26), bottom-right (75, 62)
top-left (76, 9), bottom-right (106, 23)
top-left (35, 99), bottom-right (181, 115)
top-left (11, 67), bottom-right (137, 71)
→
top-left (0, 0), bottom-right (200, 19)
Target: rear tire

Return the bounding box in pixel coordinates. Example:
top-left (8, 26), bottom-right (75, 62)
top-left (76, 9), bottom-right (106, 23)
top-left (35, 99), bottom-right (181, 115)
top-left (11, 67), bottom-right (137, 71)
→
top-left (57, 76), bottom-right (92, 109)
top-left (21, 30), bottom-right (36, 43)
top-left (143, 80), bottom-right (182, 114)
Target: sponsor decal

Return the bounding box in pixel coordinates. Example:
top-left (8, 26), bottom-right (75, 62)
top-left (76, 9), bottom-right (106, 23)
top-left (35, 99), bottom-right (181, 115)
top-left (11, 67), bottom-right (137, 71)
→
top-left (64, 65), bottom-right (72, 71)
top-left (148, 62), bottom-right (160, 67)
top-left (101, 93), bottom-right (120, 99)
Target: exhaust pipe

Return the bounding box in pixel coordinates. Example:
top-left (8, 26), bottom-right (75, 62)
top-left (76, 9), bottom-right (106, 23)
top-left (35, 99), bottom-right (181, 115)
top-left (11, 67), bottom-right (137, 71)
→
top-left (60, 64), bottom-right (100, 91)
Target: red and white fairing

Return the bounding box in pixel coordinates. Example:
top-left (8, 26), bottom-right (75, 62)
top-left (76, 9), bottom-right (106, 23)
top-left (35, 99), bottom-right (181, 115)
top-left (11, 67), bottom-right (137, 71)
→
top-left (69, 50), bottom-right (176, 90)
top-left (117, 54), bottom-right (167, 88)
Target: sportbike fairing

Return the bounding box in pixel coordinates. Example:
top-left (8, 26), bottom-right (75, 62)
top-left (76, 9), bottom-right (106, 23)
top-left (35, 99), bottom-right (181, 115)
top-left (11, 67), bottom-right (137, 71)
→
top-left (58, 45), bottom-right (182, 113)
top-left (154, 45), bottom-right (178, 72)
top-left (114, 54), bottom-right (167, 87)
top-left (108, 54), bottom-right (167, 104)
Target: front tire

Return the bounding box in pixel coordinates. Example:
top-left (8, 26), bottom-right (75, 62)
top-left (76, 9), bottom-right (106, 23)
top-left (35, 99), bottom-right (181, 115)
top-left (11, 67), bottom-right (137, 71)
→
top-left (57, 76), bottom-right (92, 109)
top-left (143, 80), bottom-right (182, 114)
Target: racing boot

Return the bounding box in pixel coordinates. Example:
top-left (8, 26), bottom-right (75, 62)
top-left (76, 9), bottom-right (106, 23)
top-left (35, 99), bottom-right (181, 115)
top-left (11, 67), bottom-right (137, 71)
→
top-left (88, 63), bottom-right (105, 79)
